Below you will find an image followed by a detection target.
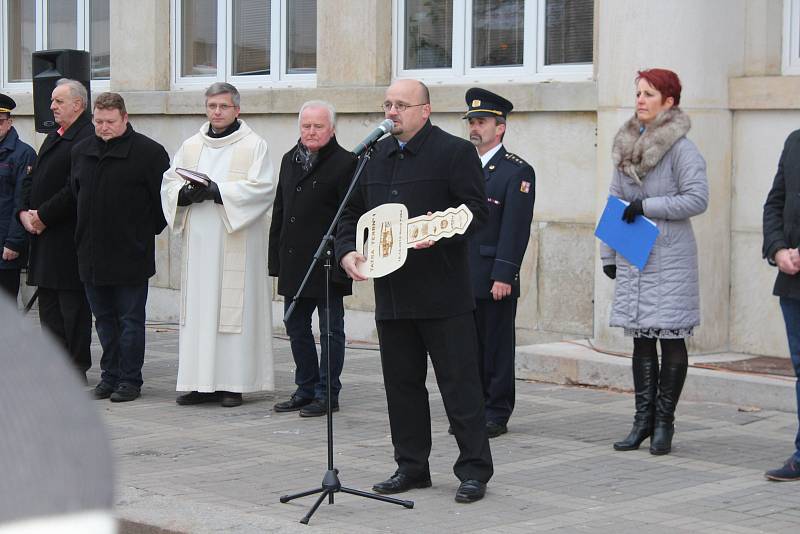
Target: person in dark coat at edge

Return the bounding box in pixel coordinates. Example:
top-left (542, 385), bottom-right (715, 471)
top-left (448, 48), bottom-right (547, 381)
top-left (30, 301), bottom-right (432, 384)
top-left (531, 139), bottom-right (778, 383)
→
top-left (270, 100), bottom-right (356, 417)
top-left (72, 92), bottom-right (170, 403)
top-left (762, 128), bottom-right (800, 481)
top-left (0, 94), bottom-right (36, 301)
top-left (463, 88), bottom-right (535, 439)
top-left (337, 79), bottom-right (493, 503)
top-left (18, 78), bottom-right (94, 382)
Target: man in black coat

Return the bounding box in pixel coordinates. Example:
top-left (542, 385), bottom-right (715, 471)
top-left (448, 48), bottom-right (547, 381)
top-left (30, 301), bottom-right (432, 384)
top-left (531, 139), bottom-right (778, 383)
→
top-left (269, 100), bottom-right (356, 417)
top-left (464, 88), bottom-right (535, 438)
top-left (0, 94), bottom-right (36, 300)
top-left (71, 92), bottom-right (169, 402)
top-left (19, 78), bottom-right (94, 380)
top-left (762, 128), bottom-right (800, 481)
top-left (337, 79), bottom-right (493, 503)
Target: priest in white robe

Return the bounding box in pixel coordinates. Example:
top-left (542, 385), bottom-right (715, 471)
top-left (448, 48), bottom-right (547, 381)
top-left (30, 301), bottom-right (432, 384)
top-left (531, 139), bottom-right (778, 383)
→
top-left (161, 82), bottom-right (275, 408)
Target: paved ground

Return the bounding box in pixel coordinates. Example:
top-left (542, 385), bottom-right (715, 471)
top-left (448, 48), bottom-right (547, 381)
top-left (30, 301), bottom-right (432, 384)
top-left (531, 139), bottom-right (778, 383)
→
top-left (81, 324), bottom-right (800, 533)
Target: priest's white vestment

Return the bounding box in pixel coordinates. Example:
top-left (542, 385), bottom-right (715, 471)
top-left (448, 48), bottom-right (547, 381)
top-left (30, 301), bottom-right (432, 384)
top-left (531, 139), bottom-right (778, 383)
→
top-left (161, 120), bottom-right (275, 392)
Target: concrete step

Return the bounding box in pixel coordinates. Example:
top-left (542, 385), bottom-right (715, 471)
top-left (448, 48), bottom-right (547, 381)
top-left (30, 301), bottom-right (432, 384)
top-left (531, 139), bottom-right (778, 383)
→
top-left (516, 340), bottom-right (796, 412)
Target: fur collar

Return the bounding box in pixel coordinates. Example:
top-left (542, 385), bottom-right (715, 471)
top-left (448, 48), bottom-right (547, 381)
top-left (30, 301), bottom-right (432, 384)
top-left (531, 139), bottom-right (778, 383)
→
top-left (612, 108), bottom-right (691, 184)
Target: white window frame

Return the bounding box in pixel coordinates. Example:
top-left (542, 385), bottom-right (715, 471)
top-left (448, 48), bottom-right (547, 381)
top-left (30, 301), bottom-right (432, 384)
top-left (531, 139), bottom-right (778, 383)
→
top-left (784, 0), bottom-right (800, 75)
top-left (0, 0), bottom-right (109, 90)
top-left (393, 0), bottom-right (593, 84)
top-left (172, 0), bottom-right (316, 89)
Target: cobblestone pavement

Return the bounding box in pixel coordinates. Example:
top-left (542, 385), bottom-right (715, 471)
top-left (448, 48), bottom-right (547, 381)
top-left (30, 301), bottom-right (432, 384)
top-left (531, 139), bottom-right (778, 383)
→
top-left (86, 326), bottom-right (800, 533)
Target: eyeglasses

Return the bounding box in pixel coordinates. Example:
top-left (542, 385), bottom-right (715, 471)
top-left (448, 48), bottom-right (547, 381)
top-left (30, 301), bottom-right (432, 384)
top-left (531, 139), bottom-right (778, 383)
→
top-left (206, 104), bottom-right (235, 112)
top-left (381, 102), bottom-right (426, 113)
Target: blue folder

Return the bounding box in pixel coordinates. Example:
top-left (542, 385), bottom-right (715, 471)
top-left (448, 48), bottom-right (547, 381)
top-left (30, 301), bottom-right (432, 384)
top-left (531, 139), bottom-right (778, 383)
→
top-left (594, 195), bottom-right (659, 271)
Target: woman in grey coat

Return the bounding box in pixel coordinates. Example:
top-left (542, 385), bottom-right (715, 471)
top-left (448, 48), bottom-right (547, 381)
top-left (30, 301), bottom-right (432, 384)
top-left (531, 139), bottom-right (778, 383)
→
top-left (601, 69), bottom-right (709, 455)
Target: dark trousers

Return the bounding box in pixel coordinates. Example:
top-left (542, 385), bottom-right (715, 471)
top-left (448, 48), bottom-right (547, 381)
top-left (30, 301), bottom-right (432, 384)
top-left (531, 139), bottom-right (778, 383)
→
top-left (284, 295), bottom-right (346, 400)
top-left (0, 269), bottom-right (20, 301)
top-left (37, 286), bottom-right (92, 374)
top-left (376, 313), bottom-right (493, 483)
top-left (475, 297), bottom-right (517, 425)
top-left (779, 296), bottom-right (800, 461)
top-left (84, 281), bottom-right (148, 388)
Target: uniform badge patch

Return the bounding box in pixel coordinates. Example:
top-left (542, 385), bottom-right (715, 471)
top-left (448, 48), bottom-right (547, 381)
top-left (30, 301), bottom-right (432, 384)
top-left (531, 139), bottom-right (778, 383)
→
top-left (520, 180), bottom-right (531, 194)
top-left (26, 165), bottom-right (33, 175)
top-left (471, 99), bottom-right (481, 107)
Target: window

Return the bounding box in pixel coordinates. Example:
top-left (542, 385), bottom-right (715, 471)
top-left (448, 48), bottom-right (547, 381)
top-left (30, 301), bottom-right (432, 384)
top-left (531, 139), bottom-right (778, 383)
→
top-left (395, 0), bottom-right (593, 82)
top-left (1, 0), bottom-right (110, 87)
top-left (784, 0), bottom-right (800, 74)
top-left (173, 0), bottom-right (317, 87)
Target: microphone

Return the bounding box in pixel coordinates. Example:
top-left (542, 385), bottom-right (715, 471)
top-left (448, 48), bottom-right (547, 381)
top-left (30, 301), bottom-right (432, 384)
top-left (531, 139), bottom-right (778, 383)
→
top-left (351, 119), bottom-right (395, 156)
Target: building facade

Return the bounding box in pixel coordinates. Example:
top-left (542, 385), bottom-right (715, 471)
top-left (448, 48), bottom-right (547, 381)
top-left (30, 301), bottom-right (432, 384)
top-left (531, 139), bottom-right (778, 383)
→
top-left (0, 0), bottom-right (796, 358)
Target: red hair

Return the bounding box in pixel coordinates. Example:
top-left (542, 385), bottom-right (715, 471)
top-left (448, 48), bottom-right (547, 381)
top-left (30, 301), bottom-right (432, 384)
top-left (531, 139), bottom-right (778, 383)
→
top-left (636, 68), bottom-right (682, 106)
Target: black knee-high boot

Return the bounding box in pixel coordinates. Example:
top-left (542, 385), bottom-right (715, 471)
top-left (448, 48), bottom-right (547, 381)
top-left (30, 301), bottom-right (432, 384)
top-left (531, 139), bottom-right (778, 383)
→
top-left (614, 339), bottom-right (658, 451)
top-left (650, 338), bottom-right (688, 455)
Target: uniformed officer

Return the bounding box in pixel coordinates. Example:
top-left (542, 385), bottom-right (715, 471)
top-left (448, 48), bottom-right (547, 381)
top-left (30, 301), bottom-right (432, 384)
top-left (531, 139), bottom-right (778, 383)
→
top-left (0, 94), bottom-right (36, 301)
top-left (464, 87), bottom-right (535, 438)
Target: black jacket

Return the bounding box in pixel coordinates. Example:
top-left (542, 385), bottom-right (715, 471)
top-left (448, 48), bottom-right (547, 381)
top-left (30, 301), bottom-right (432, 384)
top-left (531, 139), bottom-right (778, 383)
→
top-left (71, 124), bottom-right (169, 285)
top-left (268, 136), bottom-right (355, 298)
top-left (468, 146), bottom-right (535, 299)
top-left (20, 114), bottom-right (94, 289)
top-left (0, 128), bottom-right (35, 270)
top-left (763, 129), bottom-right (800, 298)
top-left (336, 120), bottom-right (488, 320)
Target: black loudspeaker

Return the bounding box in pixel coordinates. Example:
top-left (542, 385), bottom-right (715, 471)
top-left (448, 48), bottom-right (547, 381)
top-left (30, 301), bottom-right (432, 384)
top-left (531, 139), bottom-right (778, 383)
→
top-left (32, 49), bottom-right (91, 133)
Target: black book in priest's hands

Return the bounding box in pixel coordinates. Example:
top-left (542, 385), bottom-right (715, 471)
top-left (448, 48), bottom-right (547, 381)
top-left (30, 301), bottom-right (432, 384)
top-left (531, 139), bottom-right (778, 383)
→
top-left (175, 167), bottom-right (210, 187)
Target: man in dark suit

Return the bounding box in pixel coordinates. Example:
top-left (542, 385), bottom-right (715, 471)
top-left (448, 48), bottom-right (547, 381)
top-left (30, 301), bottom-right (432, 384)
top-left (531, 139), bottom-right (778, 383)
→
top-left (270, 100), bottom-right (356, 417)
top-left (19, 78), bottom-right (94, 381)
top-left (72, 92), bottom-right (170, 402)
top-left (338, 79), bottom-right (493, 503)
top-left (762, 128), bottom-right (800, 481)
top-left (464, 88), bottom-right (535, 438)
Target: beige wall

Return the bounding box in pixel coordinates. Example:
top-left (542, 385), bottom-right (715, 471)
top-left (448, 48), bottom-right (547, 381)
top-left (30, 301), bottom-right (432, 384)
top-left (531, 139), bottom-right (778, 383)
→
top-left (6, 0), bottom-right (798, 356)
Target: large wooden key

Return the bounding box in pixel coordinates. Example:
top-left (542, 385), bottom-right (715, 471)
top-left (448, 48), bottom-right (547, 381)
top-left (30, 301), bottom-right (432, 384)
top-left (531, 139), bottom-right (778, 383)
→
top-left (355, 203), bottom-right (474, 278)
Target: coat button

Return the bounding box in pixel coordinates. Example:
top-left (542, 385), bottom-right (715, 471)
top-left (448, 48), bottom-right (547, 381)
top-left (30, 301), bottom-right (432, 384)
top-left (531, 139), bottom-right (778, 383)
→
top-left (290, 216), bottom-right (296, 223)
top-left (296, 185), bottom-right (302, 192)
top-left (391, 190), bottom-right (398, 196)
top-left (288, 248), bottom-right (294, 254)
top-left (398, 153), bottom-right (405, 160)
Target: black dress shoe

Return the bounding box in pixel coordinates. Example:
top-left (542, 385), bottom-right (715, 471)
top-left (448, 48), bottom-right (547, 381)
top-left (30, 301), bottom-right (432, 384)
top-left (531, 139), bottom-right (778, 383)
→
top-left (372, 472), bottom-right (432, 494)
top-left (93, 381), bottom-right (116, 400)
top-left (299, 399), bottom-right (339, 417)
top-left (220, 391), bottom-right (242, 407)
top-left (176, 391), bottom-right (222, 405)
top-left (455, 479), bottom-right (486, 503)
top-left (273, 394), bottom-right (313, 412)
top-left (486, 421), bottom-right (508, 438)
top-left (110, 383), bottom-right (140, 403)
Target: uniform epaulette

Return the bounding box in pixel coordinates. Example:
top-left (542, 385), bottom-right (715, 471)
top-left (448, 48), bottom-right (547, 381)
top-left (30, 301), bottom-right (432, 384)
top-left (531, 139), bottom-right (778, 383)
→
top-left (504, 152), bottom-right (527, 167)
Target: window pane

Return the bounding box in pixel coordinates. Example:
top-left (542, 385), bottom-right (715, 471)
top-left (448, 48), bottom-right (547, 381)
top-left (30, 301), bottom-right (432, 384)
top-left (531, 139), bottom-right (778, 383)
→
top-left (286, 0), bottom-right (316, 74)
top-left (90, 0), bottom-right (110, 79)
top-left (404, 0), bottom-right (452, 70)
top-left (545, 0), bottom-right (593, 65)
top-left (472, 0), bottom-right (524, 68)
top-left (232, 0), bottom-right (270, 76)
top-left (181, 0), bottom-right (217, 77)
top-left (7, 0), bottom-right (35, 82)
top-left (47, 0), bottom-right (78, 49)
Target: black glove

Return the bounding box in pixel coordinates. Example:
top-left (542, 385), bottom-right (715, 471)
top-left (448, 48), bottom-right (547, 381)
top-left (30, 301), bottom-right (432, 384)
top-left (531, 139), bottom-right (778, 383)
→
top-left (621, 199), bottom-right (643, 223)
top-left (177, 183), bottom-right (195, 206)
top-left (603, 264), bottom-right (617, 280)
top-left (177, 183), bottom-right (215, 206)
top-left (207, 179), bottom-right (223, 204)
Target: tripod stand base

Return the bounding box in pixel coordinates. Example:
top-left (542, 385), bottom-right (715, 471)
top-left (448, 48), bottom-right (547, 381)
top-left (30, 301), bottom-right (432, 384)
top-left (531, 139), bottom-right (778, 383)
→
top-left (280, 469), bottom-right (414, 524)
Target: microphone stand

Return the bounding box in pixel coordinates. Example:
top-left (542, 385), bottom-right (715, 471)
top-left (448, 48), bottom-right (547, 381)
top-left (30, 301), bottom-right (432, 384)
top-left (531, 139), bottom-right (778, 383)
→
top-left (279, 143), bottom-right (414, 524)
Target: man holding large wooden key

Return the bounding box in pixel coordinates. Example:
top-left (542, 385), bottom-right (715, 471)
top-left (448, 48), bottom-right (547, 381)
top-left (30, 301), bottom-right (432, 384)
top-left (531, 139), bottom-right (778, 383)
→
top-left (336, 79), bottom-right (493, 504)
